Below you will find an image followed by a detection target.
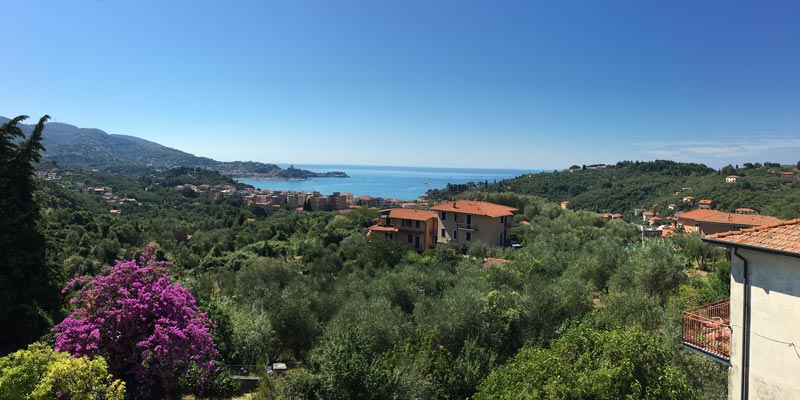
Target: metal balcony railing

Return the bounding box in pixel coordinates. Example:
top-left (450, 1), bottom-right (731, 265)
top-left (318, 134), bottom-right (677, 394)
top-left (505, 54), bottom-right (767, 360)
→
top-left (457, 222), bottom-right (478, 231)
top-left (682, 298), bottom-right (730, 361)
top-left (398, 224), bottom-right (425, 232)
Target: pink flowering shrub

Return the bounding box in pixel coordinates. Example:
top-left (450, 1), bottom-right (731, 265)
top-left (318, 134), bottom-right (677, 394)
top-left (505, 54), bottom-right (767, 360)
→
top-left (53, 245), bottom-right (218, 399)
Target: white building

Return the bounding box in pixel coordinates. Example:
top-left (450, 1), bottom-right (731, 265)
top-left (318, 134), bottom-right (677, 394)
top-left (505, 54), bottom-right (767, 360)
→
top-left (685, 220), bottom-right (800, 399)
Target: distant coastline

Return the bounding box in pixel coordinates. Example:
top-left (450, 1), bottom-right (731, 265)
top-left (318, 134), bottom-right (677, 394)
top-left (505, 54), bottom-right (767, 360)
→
top-left (238, 164), bottom-right (536, 200)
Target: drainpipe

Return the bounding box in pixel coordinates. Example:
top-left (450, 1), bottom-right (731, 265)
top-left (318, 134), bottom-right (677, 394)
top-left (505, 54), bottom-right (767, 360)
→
top-left (733, 247), bottom-right (749, 400)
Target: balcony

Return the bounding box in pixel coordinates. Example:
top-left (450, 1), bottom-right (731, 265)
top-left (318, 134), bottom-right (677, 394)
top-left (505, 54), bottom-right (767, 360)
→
top-left (682, 298), bottom-right (730, 362)
top-left (457, 222), bottom-right (478, 231)
top-left (398, 224), bottom-right (425, 233)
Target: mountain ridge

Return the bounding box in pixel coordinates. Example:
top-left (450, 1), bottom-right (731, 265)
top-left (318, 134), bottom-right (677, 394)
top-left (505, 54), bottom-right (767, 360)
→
top-left (0, 116), bottom-right (347, 179)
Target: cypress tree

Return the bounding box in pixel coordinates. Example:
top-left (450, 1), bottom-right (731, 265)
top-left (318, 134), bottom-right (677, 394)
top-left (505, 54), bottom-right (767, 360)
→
top-left (0, 115), bottom-right (59, 354)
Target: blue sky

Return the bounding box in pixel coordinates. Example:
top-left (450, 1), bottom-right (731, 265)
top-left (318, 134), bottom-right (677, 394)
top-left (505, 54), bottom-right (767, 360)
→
top-left (2, 0), bottom-right (798, 169)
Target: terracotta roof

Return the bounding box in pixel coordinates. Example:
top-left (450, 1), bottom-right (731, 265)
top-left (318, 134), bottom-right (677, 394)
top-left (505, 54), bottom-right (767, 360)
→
top-left (704, 219), bottom-right (800, 254)
top-left (430, 200), bottom-right (518, 217)
top-left (643, 211), bottom-right (654, 216)
top-left (735, 208), bottom-right (755, 212)
top-left (683, 196), bottom-right (695, 199)
top-left (387, 208), bottom-right (437, 221)
top-left (700, 212), bottom-right (782, 226)
top-left (678, 209), bottom-right (720, 220)
top-left (483, 257), bottom-right (509, 266)
top-left (678, 209), bottom-right (783, 227)
top-left (699, 199), bottom-right (713, 204)
top-left (367, 225), bottom-right (398, 233)
top-left (781, 171), bottom-right (795, 175)
top-left (726, 175), bottom-right (741, 178)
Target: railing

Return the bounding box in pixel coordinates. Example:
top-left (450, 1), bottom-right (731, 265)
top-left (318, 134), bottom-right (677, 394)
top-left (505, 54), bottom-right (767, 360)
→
top-left (398, 224), bottom-right (425, 232)
top-left (682, 298), bottom-right (730, 361)
top-left (457, 222), bottom-right (478, 231)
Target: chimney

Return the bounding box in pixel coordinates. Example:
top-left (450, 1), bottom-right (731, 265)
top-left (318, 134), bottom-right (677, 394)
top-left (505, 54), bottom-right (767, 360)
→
top-left (453, 201), bottom-right (457, 208)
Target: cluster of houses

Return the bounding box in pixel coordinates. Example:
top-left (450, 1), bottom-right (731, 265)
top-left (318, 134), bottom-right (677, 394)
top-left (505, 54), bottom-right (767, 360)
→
top-left (79, 185), bottom-right (138, 214)
top-left (726, 171), bottom-right (797, 184)
top-left (638, 200), bottom-right (785, 239)
top-left (174, 184), bottom-right (420, 214)
top-left (35, 170), bottom-right (61, 181)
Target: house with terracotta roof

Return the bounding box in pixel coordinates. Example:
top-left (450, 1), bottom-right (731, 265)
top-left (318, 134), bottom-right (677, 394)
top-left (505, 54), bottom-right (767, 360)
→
top-left (560, 200), bottom-right (571, 210)
top-left (600, 213), bottom-right (623, 220)
top-left (430, 200), bottom-right (518, 247)
top-left (677, 209), bottom-right (783, 236)
top-left (780, 171), bottom-right (796, 181)
top-left (725, 175), bottom-right (741, 183)
top-left (698, 199), bottom-right (714, 209)
top-left (683, 196), bottom-right (695, 204)
top-left (367, 208), bottom-right (438, 251)
top-left (681, 220), bottom-right (800, 400)
top-left (735, 208), bottom-right (756, 215)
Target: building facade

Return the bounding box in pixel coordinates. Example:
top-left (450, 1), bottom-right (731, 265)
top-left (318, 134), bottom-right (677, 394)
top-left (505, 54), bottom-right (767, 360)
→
top-left (366, 208), bottom-right (438, 251)
top-left (695, 220), bottom-right (800, 399)
top-left (430, 200), bottom-right (517, 247)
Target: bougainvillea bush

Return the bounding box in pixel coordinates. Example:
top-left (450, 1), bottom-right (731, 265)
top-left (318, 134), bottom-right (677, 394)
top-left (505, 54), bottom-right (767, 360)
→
top-left (53, 245), bottom-right (218, 399)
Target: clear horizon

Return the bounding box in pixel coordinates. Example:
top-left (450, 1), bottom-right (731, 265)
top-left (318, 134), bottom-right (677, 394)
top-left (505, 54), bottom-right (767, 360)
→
top-left (3, 0), bottom-right (799, 169)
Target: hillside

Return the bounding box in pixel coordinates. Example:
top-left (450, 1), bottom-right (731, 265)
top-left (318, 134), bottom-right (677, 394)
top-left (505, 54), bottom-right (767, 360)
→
top-left (0, 116), bottom-right (347, 179)
top-left (428, 160), bottom-right (800, 219)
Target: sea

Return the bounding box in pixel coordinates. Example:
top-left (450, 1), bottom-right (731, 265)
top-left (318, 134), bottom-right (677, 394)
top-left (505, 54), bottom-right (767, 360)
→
top-left (237, 164), bottom-right (540, 201)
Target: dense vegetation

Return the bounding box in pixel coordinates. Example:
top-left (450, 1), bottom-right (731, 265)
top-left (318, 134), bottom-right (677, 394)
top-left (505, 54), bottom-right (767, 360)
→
top-left (2, 117), bottom-right (739, 398)
top-left (428, 160), bottom-right (800, 220)
top-left (0, 116), bottom-right (61, 352)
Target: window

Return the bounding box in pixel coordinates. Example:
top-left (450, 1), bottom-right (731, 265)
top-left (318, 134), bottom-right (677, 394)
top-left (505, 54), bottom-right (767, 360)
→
top-left (415, 220), bottom-right (421, 229)
top-left (466, 232), bottom-right (471, 241)
top-left (466, 215), bottom-right (472, 225)
top-left (408, 234), bottom-right (413, 243)
top-left (441, 212), bottom-right (446, 221)
top-left (453, 230), bottom-right (458, 240)
top-left (388, 233), bottom-right (393, 240)
top-left (441, 228), bottom-right (446, 237)
top-left (414, 236), bottom-right (420, 248)
top-left (403, 219), bottom-right (410, 227)
top-left (500, 216), bottom-right (506, 224)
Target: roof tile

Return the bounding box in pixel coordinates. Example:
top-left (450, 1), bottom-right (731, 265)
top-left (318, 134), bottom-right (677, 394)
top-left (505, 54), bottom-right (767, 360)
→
top-left (430, 200), bottom-right (518, 217)
top-left (705, 219), bottom-right (800, 255)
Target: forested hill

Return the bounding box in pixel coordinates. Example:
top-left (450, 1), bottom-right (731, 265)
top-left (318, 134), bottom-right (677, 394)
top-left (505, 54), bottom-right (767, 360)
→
top-left (0, 116), bottom-right (347, 179)
top-left (427, 160), bottom-right (800, 219)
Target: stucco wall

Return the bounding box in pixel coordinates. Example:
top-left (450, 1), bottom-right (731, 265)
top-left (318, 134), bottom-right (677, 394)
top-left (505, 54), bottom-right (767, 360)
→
top-left (434, 212), bottom-right (509, 247)
top-left (728, 249), bottom-right (800, 400)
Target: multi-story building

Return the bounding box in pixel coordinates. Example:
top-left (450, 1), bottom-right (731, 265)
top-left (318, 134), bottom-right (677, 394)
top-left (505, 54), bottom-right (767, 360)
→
top-left (780, 171), bottom-right (796, 181)
top-left (683, 219), bottom-right (800, 399)
top-left (366, 208), bottom-right (438, 251)
top-left (430, 200), bottom-right (518, 247)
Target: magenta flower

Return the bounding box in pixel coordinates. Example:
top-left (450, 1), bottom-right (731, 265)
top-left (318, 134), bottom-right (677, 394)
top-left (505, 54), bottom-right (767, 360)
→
top-left (53, 244), bottom-right (218, 398)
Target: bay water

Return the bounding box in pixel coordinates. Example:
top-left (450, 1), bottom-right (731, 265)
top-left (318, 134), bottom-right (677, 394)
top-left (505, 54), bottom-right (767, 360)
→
top-left (237, 164), bottom-right (538, 201)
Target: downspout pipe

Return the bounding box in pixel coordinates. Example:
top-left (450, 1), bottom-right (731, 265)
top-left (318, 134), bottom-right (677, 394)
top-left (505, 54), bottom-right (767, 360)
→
top-left (733, 247), bottom-right (749, 400)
